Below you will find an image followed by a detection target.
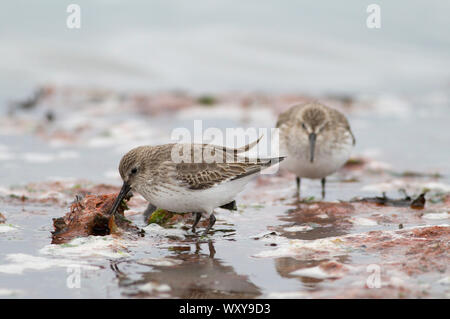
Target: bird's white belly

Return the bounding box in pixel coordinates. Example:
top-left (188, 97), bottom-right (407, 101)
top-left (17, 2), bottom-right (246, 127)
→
top-left (137, 175), bottom-right (253, 215)
top-left (282, 140), bottom-right (353, 179)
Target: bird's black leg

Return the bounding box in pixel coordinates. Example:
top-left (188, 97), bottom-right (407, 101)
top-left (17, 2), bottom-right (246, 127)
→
top-left (191, 212), bottom-right (202, 233)
top-left (321, 177), bottom-right (326, 199)
top-left (296, 177), bottom-right (301, 199)
top-left (203, 214), bottom-right (216, 235)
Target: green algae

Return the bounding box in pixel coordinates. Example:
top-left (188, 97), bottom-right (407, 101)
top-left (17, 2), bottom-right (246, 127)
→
top-left (147, 208), bottom-right (174, 225)
top-left (197, 95), bottom-right (217, 106)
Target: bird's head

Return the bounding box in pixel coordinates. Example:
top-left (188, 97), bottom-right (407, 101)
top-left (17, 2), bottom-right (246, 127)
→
top-left (109, 147), bottom-right (146, 216)
top-left (298, 104), bottom-right (330, 163)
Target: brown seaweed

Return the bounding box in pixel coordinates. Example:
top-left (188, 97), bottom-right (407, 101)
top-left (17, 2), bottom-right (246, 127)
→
top-left (51, 193), bottom-right (144, 244)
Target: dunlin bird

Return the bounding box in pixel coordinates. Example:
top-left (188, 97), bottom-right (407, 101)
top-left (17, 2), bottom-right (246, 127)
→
top-left (109, 138), bottom-right (284, 235)
top-left (276, 102), bottom-right (355, 198)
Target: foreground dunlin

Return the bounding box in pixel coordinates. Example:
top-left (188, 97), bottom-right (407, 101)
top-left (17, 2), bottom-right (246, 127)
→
top-left (276, 102), bottom-right (355, 198)
top-left (109, 139), bottom-right (284, 235)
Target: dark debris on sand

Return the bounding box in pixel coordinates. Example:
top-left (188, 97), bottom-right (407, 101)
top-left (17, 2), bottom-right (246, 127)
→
top-left (352, 192), bottom-right (426, 209)
top-left (51, 193), bottom-right (144, 244)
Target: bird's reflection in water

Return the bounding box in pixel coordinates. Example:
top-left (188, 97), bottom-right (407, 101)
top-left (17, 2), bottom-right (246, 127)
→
top-left (274, 255), bottom-right (351, 289)
top-left (111, 241), bottom-right (261, 298)
top-left (277, 202), bottom-right (352, 240)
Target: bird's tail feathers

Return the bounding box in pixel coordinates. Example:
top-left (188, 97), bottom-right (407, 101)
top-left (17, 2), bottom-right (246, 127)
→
top-left (262, 156), bottom-right (286, 167)
top-left (235, 135), bottom-right (264, 153)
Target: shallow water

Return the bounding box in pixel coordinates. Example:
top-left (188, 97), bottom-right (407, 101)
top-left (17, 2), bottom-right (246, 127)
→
top-left (0, 89), bottom-right (449, 298)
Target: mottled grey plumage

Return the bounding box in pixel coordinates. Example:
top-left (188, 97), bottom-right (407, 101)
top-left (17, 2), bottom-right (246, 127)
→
top-left (119, 142), bottom-right (278, 190)
top-left (277, 102), bottom-right (355, 144)
top-left (110, 139), bottom-right (284, 234)
top-left (277, 101), bottom-right (355, 198)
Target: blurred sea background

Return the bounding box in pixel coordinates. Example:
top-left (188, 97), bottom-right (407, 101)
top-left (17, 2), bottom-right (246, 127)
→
top-left (1, 0), bottom-right (449, 101)
top-left (0, 0), bottom-right (449, 183)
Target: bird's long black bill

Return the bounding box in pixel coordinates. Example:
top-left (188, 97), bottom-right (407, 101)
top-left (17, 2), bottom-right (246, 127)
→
top-left (109, 182), bottom-right (131, 216)
top-left (309, 133), bottom-right (316, 163)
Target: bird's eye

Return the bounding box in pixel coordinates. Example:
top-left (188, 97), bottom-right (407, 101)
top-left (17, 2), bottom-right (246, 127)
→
top-left (301, 123), bottom-right (306, 129)
top-left (131, 168), bottom-right (138, 174)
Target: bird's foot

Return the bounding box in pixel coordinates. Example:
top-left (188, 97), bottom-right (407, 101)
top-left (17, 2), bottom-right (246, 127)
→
top-left (191, 212), bottom-right (202, 234)
top-left (202, 214), bottom-right (216, 236)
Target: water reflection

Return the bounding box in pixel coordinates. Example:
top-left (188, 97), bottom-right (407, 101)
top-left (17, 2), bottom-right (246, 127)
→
top-left (270, 202), bottom-right (353, 289)
top-left (277, 202), bottom-right (352, 240)
top-left (111, 241), bottom-right (261, 298)
top-left (274, 255), bottom-right (351, 288)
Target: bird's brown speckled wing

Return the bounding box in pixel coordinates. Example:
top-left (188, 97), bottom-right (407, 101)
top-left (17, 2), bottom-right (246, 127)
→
top-left (151, 143), bottom-right (283, 190)
top-left (168, 144), bottom-right (282, 190)
top-left (174, 160), bottom-right (271, 190)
